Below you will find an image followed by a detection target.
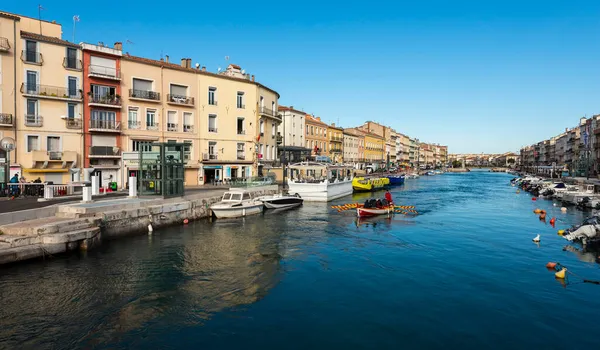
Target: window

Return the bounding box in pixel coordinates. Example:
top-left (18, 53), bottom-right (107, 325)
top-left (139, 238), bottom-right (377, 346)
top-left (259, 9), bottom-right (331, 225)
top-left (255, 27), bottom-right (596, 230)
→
top-left (259, 120), bottom-right (264, 135)
top-left (310, 126), bottom-right (314, 135)
top-left (242, 192), bottom-right (250, 200)
top-left (146, 109), bottom-right (156, 127)
top-left (26, 99), bottom-right (37, 116)
top-left (26, 135), bottom-right (39, 152)
top-left (265, 145), bottom-right (270, 160)
top-left (208, 141), bottom-right (217, 158)
top-left (167, 111), bottom-right (177, 131)
top-left (237, 118), bottom-right (244, 135)
top-left (132, 140), bottom-right (152, 152)
top-left (25, 40), bottom-right (38, 62)
top-left (183, 112), bottom-right (193, 132)
top-left (272, 101), bottom-right (275, 113)
top-left (208, 115), bottom-right (217, 132)
top-left (260, 96), bottom-right (264, 108)
top-left (237, 143), bottom-right (245, 159)
top-left (47, 136), bottom-right (61, 152)
top-left (183, 140), bottom-right (192, 161)
top-left (132, 78), bottom-right (156, 100)
top-left (91, 84), bottom-right (116, 101)
top-left (208, 87), bottom-right (217, 105)
top-left (67, 103), bottom-right (76, 119)
top-left (306, 125), bottom-right (309, 135)
top-left (260, 144), bottom-right (264, 156)
top-left (128, 107), bottom-right (138, 128)
top-left (91, 110), bottom-right (116, 129)
top-left (68, 77), bottom-right (78, 97)
top-left (272, 145), bottom-right (276, 161)
top-left (66, 47), bottom-right (78, 69)
top-left (272, 123), bottom-right (275, 137)
top-left (237, 92), bottom-right (244, 108)
top-left (25, 70), bottom-right (38, 93)
top-left (90, 56), bottom-right (117, 77)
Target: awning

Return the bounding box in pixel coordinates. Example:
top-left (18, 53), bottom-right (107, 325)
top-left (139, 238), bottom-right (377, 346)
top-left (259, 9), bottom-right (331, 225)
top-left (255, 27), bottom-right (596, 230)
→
top-left (203, 165), bottom-right (222, 169)
top-left (24, 168), bottom-right (68, 173)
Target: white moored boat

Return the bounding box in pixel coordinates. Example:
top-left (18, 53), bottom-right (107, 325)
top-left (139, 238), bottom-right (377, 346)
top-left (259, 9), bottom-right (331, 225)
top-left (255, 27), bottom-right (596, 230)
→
top-left (286, 162), bottom-right (353, 202)
top-left (258, 193), bottom-right (304, 209)
top-left (210, 189), bottom-right (264, 218)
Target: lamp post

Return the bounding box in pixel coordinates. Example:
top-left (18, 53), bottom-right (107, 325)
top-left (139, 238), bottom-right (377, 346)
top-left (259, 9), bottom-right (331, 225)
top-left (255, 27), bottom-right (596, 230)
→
top-left (0, 137), bottom-right (16, 194)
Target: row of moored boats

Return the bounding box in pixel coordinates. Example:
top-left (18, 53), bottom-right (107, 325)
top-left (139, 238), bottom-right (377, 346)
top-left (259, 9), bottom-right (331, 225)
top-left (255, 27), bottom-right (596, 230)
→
top-left (210, 190), bottom-right (304, 218)
top-left (511, 175), bottom-right (599, 209)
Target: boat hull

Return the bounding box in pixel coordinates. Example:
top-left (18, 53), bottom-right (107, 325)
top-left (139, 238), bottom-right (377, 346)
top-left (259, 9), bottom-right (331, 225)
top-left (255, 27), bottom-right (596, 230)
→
top-left (287, 180), bottom-right (353, 202)
top-left (211, 204), bottom-right (263, 218)
top-left (262, 198), bottom-right (303, 209)
top-left (356, 206), bottom-right (394, 218)
top-left (386, 176), bottom-right (405, 186)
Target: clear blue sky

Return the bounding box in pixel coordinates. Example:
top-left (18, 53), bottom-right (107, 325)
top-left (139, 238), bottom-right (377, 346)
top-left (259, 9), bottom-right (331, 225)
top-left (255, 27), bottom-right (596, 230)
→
top-left (5, 0), bottom-right (600, 153)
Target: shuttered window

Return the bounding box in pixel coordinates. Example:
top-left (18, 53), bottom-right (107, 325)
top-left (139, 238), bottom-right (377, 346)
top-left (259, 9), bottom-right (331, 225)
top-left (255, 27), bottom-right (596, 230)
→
top-left (170, 84), bottom-right (187, 96)
top-left (133, 78), bottom-right (152, 91)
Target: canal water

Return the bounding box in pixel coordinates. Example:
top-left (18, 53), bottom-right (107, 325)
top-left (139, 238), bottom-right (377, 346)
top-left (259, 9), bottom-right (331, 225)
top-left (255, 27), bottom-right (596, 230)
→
top-left (1, 170), bottom-right (599, 349)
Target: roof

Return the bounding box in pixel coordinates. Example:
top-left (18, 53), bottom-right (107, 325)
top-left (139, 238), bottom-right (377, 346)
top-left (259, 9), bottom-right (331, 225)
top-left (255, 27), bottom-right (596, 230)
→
top-left (305, 114), bottom-right (328, 126)
top-left (278, 106), bottom-right (306, 115)
top-left (229, 64), bottom-right (241, 69)
top-left (21, 31), bottom-right (80, 48)
top-left (121, 54), bottom-right (280, 98)
top-left (0, 11), bottom-right (20, 20)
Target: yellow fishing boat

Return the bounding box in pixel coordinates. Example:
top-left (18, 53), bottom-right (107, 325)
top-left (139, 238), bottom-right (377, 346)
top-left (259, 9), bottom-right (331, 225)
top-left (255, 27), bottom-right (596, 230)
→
top-left (352, 177), bottom-right (390, 192)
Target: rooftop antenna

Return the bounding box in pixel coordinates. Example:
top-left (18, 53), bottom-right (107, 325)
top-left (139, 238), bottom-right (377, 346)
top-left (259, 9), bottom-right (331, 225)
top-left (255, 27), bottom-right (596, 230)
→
top-left (72, 15), bottom-right (80, 42)
top-left (38, 4), bottom-right (45, 35)
top-left (126, 39), bottom-right (135, 45)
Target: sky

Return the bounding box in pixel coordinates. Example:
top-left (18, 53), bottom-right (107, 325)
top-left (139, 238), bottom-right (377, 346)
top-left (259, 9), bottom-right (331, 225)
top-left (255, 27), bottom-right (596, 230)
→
top-left (4, 0), bottom-right (600, 153)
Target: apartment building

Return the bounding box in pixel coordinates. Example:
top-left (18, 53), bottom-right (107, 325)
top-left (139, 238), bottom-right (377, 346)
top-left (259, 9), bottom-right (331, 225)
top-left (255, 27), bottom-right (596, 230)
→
top-left (390, 130), bottom-right (398, 165)
top-left (398, 133), bottom-right (410, 165)
top-left (328, 123), bottom-right (343, 163)
top-left (278, 105), bottom-right (305, 147)
top-left (343, 128), bottom-right (361, 165)
top-left (256, 84), bottom-right (281, 174)
top-left (409, 137), bottom-right (419, 166)
top-left (363, 130), bottom-right (384, 164)
top-left (305, 114), bottom-right (328, 157)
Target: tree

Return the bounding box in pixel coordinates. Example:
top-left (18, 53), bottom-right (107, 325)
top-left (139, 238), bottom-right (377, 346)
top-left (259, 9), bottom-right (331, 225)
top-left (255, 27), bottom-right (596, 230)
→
top-left (452, 160), bottom-right (462, 168)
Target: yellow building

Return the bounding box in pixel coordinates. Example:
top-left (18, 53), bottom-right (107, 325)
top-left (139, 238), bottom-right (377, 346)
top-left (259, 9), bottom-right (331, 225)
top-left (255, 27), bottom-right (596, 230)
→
top-left (305, 115), bottom-right (328, 157)
top-left (363, 131), bottom-right (385, 164)
top-left (256, 84), bottom-right (281, 175)
top-left (0, 13), bottom-right (84, 183)
top-left (328, 123), bottom-right (344, 163)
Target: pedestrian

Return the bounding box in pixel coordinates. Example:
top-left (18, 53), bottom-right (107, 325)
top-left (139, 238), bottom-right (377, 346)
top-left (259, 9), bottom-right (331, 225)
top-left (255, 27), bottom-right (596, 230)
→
top-left (9, 173), bottom-right (19, 197)
top-left (385, 190), bottom-right (393, 205)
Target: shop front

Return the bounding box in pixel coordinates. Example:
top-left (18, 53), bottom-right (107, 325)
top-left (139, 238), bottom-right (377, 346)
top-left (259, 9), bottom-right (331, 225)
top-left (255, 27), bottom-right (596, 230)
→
top-left (200, 162), bottom-right (253, 185)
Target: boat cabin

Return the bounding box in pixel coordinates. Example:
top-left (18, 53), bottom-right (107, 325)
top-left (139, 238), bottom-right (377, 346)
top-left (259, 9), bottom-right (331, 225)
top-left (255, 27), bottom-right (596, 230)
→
top-left (288, 162), bottom-right (353, 184)
top-left (221, 190), bottom-right (253, 202)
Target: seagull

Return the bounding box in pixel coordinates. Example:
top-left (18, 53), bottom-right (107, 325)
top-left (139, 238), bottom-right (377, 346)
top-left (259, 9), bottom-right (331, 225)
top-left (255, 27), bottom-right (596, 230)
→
top-left (533, 234), bottom-right (540, 243)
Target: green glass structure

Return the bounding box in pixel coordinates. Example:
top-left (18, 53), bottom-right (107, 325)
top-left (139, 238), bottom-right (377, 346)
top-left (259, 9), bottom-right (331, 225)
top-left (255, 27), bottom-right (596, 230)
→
top-left (139, 142), bottom-right (185, 198)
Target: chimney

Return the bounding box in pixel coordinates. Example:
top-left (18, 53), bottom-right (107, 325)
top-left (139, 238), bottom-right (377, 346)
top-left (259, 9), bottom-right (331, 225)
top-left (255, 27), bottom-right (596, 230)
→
top-left (251, 75), bottom-right (255, 82)
top-left (114, 42), bottom-right (122, 51)
top-left (165, 55), bottom-right (169, 63)
top-left (181, 58), bottom-right (187, 67)
top-left (186, 58), bottom-right (192, 68)
top-left (201, 66), bottom-right (207, 72)
top-left (331, 123), bottom-right (336, 127)
top-left (290, 106), bottom-right (294, 109)
top-left (160, 58), bottom-right (164, 62)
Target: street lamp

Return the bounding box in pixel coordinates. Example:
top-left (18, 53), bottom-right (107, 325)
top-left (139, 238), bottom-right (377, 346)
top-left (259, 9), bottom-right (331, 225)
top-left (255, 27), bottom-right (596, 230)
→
top-left (0, 137), bottom-right (16, 188)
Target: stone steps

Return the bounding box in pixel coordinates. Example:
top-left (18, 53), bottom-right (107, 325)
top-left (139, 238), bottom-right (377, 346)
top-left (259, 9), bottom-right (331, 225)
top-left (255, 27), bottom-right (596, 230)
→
top-left (41, 227), bottom-right (100, 244)
top-left (0, 217), bottom-right (99, 236)
top-left (0, 243), bottom-right (67, 265)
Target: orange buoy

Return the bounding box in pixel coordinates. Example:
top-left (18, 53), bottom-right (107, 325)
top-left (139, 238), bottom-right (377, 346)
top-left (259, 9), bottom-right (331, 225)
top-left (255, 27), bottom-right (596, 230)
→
top-left (183, 218), bottom-right (189, 224)
top-left (540, 210), bottom-right (546, 215)
top-left (532, 197), bottom-right (537, 201)
top-left (539, 214), bottom-right (546, 220)
top-left (549, 217), bottom-right (556, 224)
top-left (546, 262), bottom-right (557, 269)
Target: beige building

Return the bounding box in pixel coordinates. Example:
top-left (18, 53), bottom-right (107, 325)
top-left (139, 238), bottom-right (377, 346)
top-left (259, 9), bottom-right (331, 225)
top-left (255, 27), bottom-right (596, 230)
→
top-left (328, 123), bottom-right (343, 163)
top-left (398, 133), bottom-right (410, 165)
top-left (278, 105), bottom-right (305, 147)
top-left (256, 85), bottom-right (281, 174)
top-left (343, 128), bottom-right (360, 164)
top-left (0, 13), bottom-right (83, 183)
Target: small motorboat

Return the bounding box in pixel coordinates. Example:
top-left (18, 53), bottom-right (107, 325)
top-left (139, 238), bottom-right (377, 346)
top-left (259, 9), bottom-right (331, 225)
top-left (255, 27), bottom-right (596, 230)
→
top-left (356, 198), bottom-right (394, 217)
top-left (352, 177), bottom-right (390, 192)
top-left (386, 175), bottom-right (405, 186)
top-left (258, 193), bottom-right (303, 209)
top-left (210, 189), bottom-right (264, 218)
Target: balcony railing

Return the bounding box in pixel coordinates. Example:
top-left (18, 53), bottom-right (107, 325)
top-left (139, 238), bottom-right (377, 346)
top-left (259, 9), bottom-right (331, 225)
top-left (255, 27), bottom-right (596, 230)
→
top-left (277, 135), bottom-right (283, 144)
top-left (203, 153), bottom-right (218, 161)
top-left (167, 94), bottom-right (194, 106)
top-left (128, 120), bottom-right (141, 129)
top-left (21, 50), bottom-right (43, 64)
top-left (237, 103), bottom-right (245, 109)
top-left (89, 94), bottom-right (121, 107)
top-left (147, 123), bottom-right (160, 131)
top-left (209, 127), bottom-right (218, 133)
top-left (129, 89), bottom-right (160, 101)
top-left (237, 129), bottom-right (246, 135)
top-left (167, 123), bottom-right (178, 132)
top-left (89, 146), bottom-right (120, 157)
top-left (0, 37), bottom-right (10, 52)
top-left (65, 118), bottom-right (82, 129)
top-left (89, 119), bottom-right (120, 131)
top-left (237, 153), bottom-right (246, 160)
top-left (208, 100), bottom-right (218, 106)
top-left (183, 125), bottom-right (194, 133)
top-left (88, 64), bottom-right (121, 80)
top-left (21, 83), bottom-right (82, 99)
top-left (0, 113), bottom-right (13, 126)
top-left (25, 115), bottom-right (43, 127)
top-left (63, 57), bottom-right (82, 70)
top-left (260, 106), bottom-right (274, 116)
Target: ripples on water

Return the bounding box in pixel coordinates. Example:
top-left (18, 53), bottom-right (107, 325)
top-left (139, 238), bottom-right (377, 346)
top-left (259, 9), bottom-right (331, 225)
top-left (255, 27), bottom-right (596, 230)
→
top-left (1, 171), bottom-right (599, 349)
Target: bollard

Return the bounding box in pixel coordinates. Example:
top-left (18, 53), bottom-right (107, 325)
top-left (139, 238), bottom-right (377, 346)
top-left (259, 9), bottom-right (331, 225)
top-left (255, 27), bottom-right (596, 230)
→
top-left (43, 184), bottom-right (54, 200)
top-left (129, 176), bottom-right (137, 198)
top-left (91, 175), bottom-right (99, 196)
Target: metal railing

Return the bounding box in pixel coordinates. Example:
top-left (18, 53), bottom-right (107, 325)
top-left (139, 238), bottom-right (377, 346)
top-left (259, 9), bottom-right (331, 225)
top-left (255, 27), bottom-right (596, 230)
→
top-left (209, 127), bottom-right (218, 133)
top-left (88, 64), bottom-right (121, 79)
top-left (0, 37), bottom-right (10, 51)
top-left (167, 123), bottom-right (178, 132)
top-left (237, 103), bottom-right (245, 109)
top-left (89, 119), bottom-right (120, 130)
top-left (129, 89), bottom-right (160, 101)
top-left (208, 99), bottom-right (218, 106)
top-left (237, 153), bottom-right (246, 160)
top-left (260, 106), bottom-right (274, 116)
top-left (183, 125), bottom-right (194, 133)
top-left (65, 118), bottom-right (82, 129)
top-left (237, 129), bottom-right (246, 135)
top-left (24, 114), bottom-right (43, 127)
top-left (203, 153), bottom-right (218, 160)
top-left (21, 83), bottom-right (82, 99)
top-left (229, 175), bottom-right (276, 188)
top-left (0, 113), bottom-right (13, 125)
top-left (89, 94), bottom-right (121, 106)
top-left (167, 94), bottom-right (194, 105)
top-left (48, 151), bottom-right (63, 160)
top-left (89, 146), bottom-right (120, 156)
top-left (63, 57), bottom-right (82, 70)
top-left (128, 120), bottom-right (141, 129)
top-left (147, 123), bottom-right (160, 131)
top-left (21, 50), bottom-right (43, 64)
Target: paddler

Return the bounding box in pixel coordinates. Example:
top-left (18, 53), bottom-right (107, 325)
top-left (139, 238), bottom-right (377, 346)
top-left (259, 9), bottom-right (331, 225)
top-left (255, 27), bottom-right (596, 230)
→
top-left (385, 190), bottom-right (393, 206)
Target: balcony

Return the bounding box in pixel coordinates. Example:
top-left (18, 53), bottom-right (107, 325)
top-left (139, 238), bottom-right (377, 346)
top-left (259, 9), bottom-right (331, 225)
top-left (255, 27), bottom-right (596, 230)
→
top-left (21, 83), bottom-right (82, 101)
top-left (0, 37), bottom-right (10, 52)
top-left (209, 127), bottom-right (218, 133)
top-left (88, 64), bottom-right (121, 80)
top-left (259, 107), bottom-right (282, 121)
top-left (147, 123), bottom-right (160, 131)
top-left (127, 120), bottom-right (141, 130)
top-left (0, 113), bottom-right (13, 126)
top-left (183, 125), bottom-right (194, 133)
top-left (237, 153), bottom-right (246, 160)
top-left (24, 115), bottom-right (43, 127)
top-left (167, 94), bottom-right (194, 106)
top-left (129, 89), bottom-right (160, 102)
top-left (65, 118), bottom-right (82, 129)
top-left (21, 50), bottom-right (43, 65)
top-left (202, 153), bottom-right (218, 161)
top-left (237, 103), bottom-right (245, 109)
top-left (330, 136), bottom-right (343, 142)
top-left (277, 135), bottom-right (283, 144)
top-left (237, 129), bottom-right (246, 135)
top-left (31, 150), bottom-right (78, 163)
top-left (89, 119), bottom-right (120, 132)
top-left (167, 123), bottom-right (179, 132)
top-left (88, 94), bottom-right (122, 108)
top-left (89, 146), bottom-right (121, 158)
top-left (63, 57), bottom-right (82, 71)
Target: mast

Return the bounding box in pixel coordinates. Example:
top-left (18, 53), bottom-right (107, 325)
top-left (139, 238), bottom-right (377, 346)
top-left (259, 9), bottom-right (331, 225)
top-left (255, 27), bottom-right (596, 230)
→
top-left (282, 112), bottom-right (286, 192)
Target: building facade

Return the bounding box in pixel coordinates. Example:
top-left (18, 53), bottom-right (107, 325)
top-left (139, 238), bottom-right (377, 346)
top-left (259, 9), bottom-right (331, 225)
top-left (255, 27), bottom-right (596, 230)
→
top-left (328, 123), bottom-right (343, 163)
top-left (278, 105), bottom-right (305, 147)
top-left (305, 115), bottom-right (328, 158)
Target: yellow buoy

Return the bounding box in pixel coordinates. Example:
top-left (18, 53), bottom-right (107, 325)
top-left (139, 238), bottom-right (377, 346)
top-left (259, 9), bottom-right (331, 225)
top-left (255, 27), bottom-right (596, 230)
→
top-left (558, 229), bottom-right (565, 236)
top-left (555, 268), bottom-right (567, 279)
top-left (534, 209), bottom-right (542, 214)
